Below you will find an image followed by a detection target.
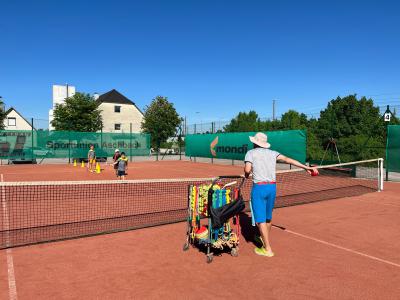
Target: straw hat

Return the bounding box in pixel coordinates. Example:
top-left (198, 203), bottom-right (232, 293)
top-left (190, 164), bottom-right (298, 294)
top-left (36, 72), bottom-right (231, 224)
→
top-left (249, 132), bottom-right (271, 148)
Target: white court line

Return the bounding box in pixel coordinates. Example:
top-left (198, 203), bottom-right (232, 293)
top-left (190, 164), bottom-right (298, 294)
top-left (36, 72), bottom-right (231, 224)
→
top-left (1, 174), bottom-right (18, 300)
top-left (283, 228), bottom-right (400, 269)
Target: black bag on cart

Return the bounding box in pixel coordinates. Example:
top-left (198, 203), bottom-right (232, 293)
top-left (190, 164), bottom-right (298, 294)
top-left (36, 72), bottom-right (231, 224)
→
top-left (209, 190), bottom-right (245, 229)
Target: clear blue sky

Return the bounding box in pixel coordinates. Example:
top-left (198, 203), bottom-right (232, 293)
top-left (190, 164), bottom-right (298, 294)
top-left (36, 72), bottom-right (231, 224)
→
top-left (1, 0), bottom-right (400, 126)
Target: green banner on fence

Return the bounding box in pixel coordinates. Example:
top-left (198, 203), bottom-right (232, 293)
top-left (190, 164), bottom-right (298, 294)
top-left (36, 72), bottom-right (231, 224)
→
top-left (185, 130), bottom-right (307, 163)
top-left (0, 130), bottom-right (150, 160)
top-left (386, 125), bottom-right (400, 172)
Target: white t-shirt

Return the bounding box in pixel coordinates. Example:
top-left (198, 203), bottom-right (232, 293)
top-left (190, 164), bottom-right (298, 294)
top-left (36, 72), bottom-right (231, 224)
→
top-left (244, 148), bottom-right (280, 183)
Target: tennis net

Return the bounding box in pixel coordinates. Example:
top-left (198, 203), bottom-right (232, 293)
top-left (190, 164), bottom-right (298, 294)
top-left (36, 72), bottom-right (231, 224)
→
top-left (0, 159), bottom-right (383, 249)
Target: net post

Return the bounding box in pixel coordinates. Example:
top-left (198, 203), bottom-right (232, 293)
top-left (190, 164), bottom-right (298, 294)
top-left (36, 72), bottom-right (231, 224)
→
top-left (378, 158), bottom-right (384, 191)
top-left (377, 159), bottom-right (381, 192)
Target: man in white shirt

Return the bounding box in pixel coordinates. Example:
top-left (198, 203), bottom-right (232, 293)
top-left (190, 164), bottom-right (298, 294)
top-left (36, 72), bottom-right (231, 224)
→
top-left (244, 132), bottom-right (318, 257)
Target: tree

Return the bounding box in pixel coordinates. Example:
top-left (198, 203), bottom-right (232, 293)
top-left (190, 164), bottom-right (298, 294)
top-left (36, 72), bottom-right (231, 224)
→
top-left (51, 93), bottom-right (102, 132)
top-left (223, 111), bottom-right (260, 132)
top-left (258, 119), bottom-right (283, 131)
top-left (141, 96), bottom-right (181, 154)
top-left (317, 95), bottom-right (382, 140)
top-left (0, 97), bottom-right (6, 130)
top-left (279, 110), bottom-right (309, 130)
top-left (315, 95), bottom-right (385, 162)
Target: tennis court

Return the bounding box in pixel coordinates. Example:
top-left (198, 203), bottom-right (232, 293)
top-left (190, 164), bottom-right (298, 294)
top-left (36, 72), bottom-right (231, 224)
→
top-left (1, 160), bottom-right (400, 299)
top-left (0, 160), bottom-right (245, 181)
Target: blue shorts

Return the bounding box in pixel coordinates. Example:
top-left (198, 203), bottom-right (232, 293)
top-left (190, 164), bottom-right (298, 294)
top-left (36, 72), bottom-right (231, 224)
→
top-left (250, 183), bottom-right (276, 223)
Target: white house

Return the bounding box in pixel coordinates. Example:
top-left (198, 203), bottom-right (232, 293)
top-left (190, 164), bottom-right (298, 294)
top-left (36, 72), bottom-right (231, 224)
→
top-left (49, 84), bottom-right (76, 130)
top-left (3, 107), bottom-right (34, 130)
top-left (97, 89), bottom-right (144, 133)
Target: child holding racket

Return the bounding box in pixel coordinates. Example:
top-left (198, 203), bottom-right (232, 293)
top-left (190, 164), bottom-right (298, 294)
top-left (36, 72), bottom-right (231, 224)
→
top-left (115, 152), bottom-right (128, 180)
top-left (244, 132), bottom-right (318, 257)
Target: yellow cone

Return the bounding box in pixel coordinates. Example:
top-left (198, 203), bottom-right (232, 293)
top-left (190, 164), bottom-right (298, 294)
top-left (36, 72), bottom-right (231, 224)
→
top-left (96, 162), bottom-right (101, 174)
top-left (81, 161), bottom-right (85, 168)
top-left (73, 159), bottom-right (77, 167)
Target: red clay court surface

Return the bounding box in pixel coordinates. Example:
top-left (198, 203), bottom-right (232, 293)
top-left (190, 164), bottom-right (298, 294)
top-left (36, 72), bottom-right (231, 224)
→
top-left (1, 162), bottom-right (400, 299)
top-left (0, 161), bottom-right (245, 181)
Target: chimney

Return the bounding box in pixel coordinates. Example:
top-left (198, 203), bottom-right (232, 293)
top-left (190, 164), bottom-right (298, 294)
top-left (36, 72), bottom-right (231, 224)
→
top-left (93, 92), bottom-right (99, 100)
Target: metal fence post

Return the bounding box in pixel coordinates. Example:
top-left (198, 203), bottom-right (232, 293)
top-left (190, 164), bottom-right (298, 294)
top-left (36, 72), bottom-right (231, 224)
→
top-left (179, 123), bottom-right (182, 161)
top-left (211, 122), bottom-right (214, 164)
top-left (385, 122), bottom-right (389, 181)
top-left (100, 123), bottom-right (103, 160)
top-left (130, 123), bottom-right (133, 162)
top-left (378, 158), bottom-right (383, 191)
top-left (31, 118), bottom-right (34, 161)
top-left (68, 129), bottom-right (71, 164)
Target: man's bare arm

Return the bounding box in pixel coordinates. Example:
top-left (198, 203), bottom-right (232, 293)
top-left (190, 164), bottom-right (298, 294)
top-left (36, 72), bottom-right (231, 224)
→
top-left (244, 162), bottom-right (252, 178)
top-left (277, 155), bottom-right (318, 174)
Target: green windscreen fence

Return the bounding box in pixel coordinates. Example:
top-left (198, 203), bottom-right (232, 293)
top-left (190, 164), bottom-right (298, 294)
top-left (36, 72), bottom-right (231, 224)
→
top-left (0, 130), bottom-right (150, 160)
top-left (185, 130), bottom-right (306, 163)
top-left (386, 125), bottom-right (400, 172)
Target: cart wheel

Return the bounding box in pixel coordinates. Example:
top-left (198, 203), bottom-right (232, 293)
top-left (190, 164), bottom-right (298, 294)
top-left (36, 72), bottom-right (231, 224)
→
top-left (183, 242), bottom-right (190, 251)
top-left (206, 254), bottom-right (213, 264)
top-left (231, 247), bottom-right (239, 257)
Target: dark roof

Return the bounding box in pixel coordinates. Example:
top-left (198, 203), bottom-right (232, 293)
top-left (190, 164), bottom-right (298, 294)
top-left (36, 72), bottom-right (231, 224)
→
top-left (97, 89), bottom-right (135, 105)
top-left (96, 89), bottom-right (144, 116)
top-left (5, 107), bottom-right (36, 130)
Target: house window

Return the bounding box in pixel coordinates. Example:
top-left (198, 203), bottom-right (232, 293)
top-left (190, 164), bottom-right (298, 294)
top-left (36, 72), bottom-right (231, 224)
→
top-left (114, 106), bottom-right (121, 113)
top-left (8, 117), bottom-right (16, 126)
top-left (114, 123), bottom-right (121, 130)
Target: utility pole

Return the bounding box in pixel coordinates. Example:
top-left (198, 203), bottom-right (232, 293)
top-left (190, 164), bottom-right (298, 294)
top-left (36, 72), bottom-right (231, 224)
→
top-left (184, 116), bottom-right (187, 136)
top-left (272, 100), bottom-right (276, 121)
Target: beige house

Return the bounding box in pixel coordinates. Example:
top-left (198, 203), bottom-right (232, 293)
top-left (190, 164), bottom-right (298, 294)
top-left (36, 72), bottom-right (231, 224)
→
top-left (97, 89), bottom-right (144, 133)
top-left (3, 107), bottom-right (34, 130)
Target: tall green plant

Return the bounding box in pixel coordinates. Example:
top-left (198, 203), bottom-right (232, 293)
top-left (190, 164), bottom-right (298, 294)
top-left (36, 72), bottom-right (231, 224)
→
top-left (141, 96), bottom-right (181, 151)
top-left (51, 93), bottom-right (102, 132)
